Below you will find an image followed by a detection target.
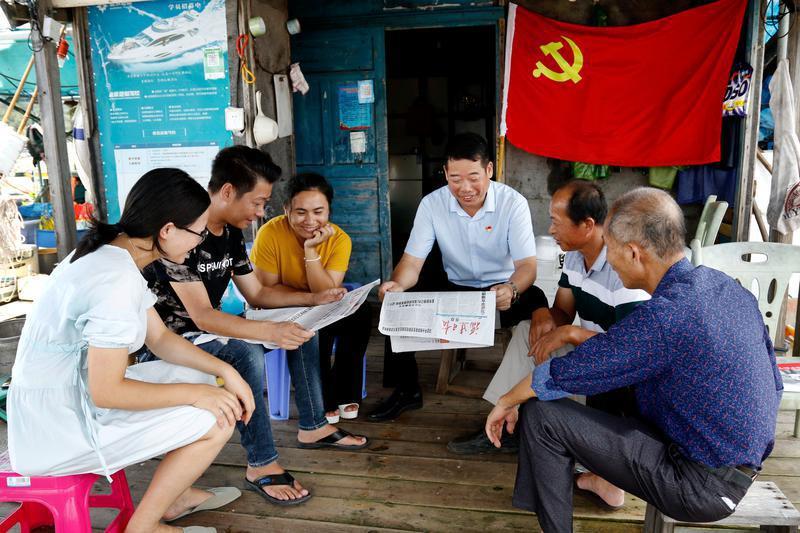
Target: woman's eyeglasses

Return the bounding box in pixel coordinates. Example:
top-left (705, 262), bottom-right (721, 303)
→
top-left (180, 226), bottom-right (209, 243)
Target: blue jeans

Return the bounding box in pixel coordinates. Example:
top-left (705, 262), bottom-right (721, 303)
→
top-left (139, 334), bottom-right (328, 467)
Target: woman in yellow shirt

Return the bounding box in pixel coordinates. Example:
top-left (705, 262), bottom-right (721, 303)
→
top-left (251, 173), bottom-right (371, 422)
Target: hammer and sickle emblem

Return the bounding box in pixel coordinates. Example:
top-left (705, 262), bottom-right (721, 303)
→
top-left (532, 36), bottom-right (583, 84)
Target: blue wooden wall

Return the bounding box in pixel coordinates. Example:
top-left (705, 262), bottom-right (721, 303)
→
top-left (291, 28), bottom-right (391, 284)
top-left (290, 1), bottom-right (503, 285)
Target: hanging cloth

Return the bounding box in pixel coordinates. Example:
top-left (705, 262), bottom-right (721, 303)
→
top-left (766, 59), bottom-right (800, 234)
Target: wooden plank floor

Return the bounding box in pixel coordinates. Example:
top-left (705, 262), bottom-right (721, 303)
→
top-left (93, 332), bottom-right (796, 533)
top-left (0, 326), bottom-right (790, 532)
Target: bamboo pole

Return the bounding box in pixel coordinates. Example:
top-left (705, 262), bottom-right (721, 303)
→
top-left (497, 135), bottom-right (506, 183)
top-left (16, 88), bottom-right (38, 134)
top-left (1, 55), bottom-right (35, 124)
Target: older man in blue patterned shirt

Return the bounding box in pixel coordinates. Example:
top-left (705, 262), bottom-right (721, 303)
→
top-left (485, 187), bottom-right (783, 533)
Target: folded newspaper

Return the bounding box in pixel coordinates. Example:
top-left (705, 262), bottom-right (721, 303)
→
top-left (379, 291), bottom-right (496, 352)
top-left (225, 279), bottom-right (380, 349)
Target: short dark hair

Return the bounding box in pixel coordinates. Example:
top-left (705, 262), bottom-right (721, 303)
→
top-left (208, 145), bottom-right (281, 196)
top-left (445, 133), bottom-right (491, 168)
top-left (72, 168), bottom-right (210, 262)
top-left (555, 180), bottom-right (608, 225)
top-left (285, 172), bottom-right (334, 207)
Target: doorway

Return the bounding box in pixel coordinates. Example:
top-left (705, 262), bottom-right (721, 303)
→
top-left (385, 26), bottom-right (497, 268)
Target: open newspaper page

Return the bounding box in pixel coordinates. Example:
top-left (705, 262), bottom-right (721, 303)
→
top-left (431, 291), bottom-right (496, 346)
top-left (379, 291), bottom-right (496, 352)
top-left (779, 361), bottom-right (800, 392)
top-left (244, 279), bottom-right (379, 349)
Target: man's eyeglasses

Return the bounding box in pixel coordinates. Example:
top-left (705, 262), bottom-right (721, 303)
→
top-left (180, 226), bottom-right (209, 243)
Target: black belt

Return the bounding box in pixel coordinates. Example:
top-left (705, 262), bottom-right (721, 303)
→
top-left (735, 465), bottom-right (759, 480)
top-left (702, 463), bottom-right (759, 488)
top-left (667, 445), bottom-right (758, 488)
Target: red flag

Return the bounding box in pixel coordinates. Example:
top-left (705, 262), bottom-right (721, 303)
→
top-left (500, 0), bottom-right (747, 167)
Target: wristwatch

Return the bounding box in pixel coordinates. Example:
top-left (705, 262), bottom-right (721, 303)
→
top-left (507, 280), bottom-right (520, 304)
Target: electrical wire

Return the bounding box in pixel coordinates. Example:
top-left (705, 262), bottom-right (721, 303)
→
top-left (236, 33), bottom-right (255, 84)
top-left (0, 72), bottom-right (79, 91)
top-left (25, 0), bottom-right (46, 53)
top-left (762, 0), bottom-right (796, 41)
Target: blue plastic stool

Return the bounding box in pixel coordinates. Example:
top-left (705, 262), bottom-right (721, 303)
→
top-left (264, 348), bottom-right (292, 421)
top-left (264, 347), bottom-right (367, 421)
top-left (263, 282), bottom-right (368, 421)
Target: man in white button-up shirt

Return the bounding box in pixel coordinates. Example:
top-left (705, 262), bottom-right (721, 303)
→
top-left (367, 133), bottom-right (548, 422)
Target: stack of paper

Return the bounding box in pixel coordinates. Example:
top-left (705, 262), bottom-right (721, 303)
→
top-left (244, 279), bottom-right (380, 349)
top-left (379, 291), bottom-right (496, 352)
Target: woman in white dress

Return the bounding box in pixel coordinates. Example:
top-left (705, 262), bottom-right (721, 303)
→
top-left (8, 168), bottom-right (256, 533)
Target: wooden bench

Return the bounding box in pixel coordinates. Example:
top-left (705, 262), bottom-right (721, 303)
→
top-left (643, 481), bottom-right (800, 533)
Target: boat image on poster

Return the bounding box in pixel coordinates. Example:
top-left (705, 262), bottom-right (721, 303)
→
top-left (106, 0), bottom-right (224, 69)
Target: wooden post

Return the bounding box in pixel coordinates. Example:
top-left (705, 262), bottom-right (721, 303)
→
top-left (236, 0), bottom-right (256, 149)
top-left (497, 136), bottom-right (506, 183)
top-left (72, 8), bottom-right (108, 221)
top-left (31, 1), bottom-right (76, 259)
top-left (732, 0), bottom-right (765, 242)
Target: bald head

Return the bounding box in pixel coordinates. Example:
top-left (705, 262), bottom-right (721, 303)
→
top-left (606, 188), bottom-right (685, 261)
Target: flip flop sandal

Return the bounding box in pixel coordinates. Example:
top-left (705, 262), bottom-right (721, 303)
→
top-left (325, 411), bottom-right (340, 424)
top-left (165, 487), bottom-right (241, 522)
top-left (573, 473), bottom-right (624, 510)
top-left (339, 403), bottom-right (359, 420)
top-left (297, 428), bottom-right (369, 450)
top-left (245, 472), bottom-right (312, 506)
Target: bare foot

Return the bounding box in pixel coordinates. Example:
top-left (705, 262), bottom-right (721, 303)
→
top-left (298, 424), bottom-right (367, 447)
top-left (576, 472), bottom-right (625, 508)
top-left (247, 462), bottom-right (309, 501)
top-left (162, 486), bottom-right (216, 521)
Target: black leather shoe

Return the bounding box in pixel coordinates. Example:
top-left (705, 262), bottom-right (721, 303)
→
top-left (447, 428), bottom-right (519, 454)
top-left (366, 388), bottom-right (423, 422)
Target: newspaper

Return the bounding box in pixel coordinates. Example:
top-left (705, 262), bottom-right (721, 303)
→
top-left (389, 336), bottom-right (481, 353)
top-left (247, 278), bottom-right (378, 328)
top-left (779, 361), bottom-right (800, 393)
top-left (379, 291), bottom-right (496, 352)
top-left (198, 279), bottom-right (381, 349)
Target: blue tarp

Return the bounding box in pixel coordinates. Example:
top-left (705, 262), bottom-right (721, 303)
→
top-left (0, 30), bottom-right (80, 97)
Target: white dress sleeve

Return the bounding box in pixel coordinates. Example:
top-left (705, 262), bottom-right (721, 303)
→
top-left (74, 270), bottom-right (151, 350)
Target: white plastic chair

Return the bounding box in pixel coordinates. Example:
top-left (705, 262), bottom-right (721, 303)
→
top-left (691, 240), bottom-right (800, 436)
top-left (694, 195), bottom-right (729, 247)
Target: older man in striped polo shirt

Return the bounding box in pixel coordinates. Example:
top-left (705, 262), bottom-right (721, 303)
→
top-left (449, 182), bottom-right (648, 473)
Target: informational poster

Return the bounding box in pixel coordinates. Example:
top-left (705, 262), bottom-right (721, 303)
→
top-left (338, 83), bottom-right (371, 130)
top-left (88, 0), bottom-right (231, 221)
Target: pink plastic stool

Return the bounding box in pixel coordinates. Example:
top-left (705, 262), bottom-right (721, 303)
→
top-left (0, 451), bottom-right (134, 532)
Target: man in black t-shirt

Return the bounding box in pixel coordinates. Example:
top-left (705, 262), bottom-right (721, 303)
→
top-left (141, 147), bottom-right (368, 508)
top-left (148, 224), bottom-right (254, 336)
